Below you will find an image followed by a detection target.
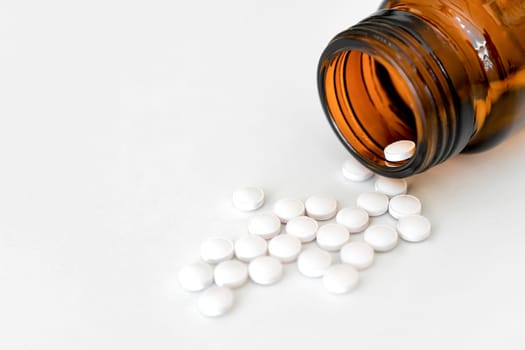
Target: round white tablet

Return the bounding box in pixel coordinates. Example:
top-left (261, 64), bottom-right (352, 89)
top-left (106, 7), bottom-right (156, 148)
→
top-left (316, 224), bottom-right (350, 251)
top-left (364, 225), bottom-right (399, 252)
top-left (340, 241), bottom-right (375, 270)
top-left (342, 157), bottom-right (374, 182)
top-left (297, 247), bottom-right (333, 278)
top-left (248, 213), bottom-right (281, 239)
top-left (232, 186), bottom-right (265, 211)
top-left (374, 177), bottom-right (408, 197)
top-left (268, 234), bottom-right (302, 263)
top-left (357, 192), bottom-right (389, 216)
top-left (323, 264), bottom-right (359, 294)
top-left (286, 216), bottom-right (319, 243)
top-left (178, 261), bottom-right (214, 292)
top-left (234, 235), bottom-right (267, 262)
top-left (273, 199), bottom-right (305, 223)
top-left (200, 237), bottom-right (234, 264)
top-left (248, 256), bottom-right (284, 285)
top-left (305, 195), bottom-right (337, 221)
top-left (397, 215), bottom-right (432, 242)
top-left (336, 207), bottom-right (369, 233)
top-left (388, 194), bottom-right (422, 219)
top-left (384, 140), bottom-right (416, 162)
top-left (198, 286), bottom-right (234, 317)
top-left (214, 260), bottom-right (249, 289)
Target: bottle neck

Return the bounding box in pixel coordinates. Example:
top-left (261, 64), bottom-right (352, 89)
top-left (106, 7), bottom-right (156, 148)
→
top-left (318, 9), bottom-right (476, 177)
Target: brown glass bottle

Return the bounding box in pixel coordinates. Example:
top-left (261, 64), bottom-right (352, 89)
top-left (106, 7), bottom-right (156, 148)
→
top-left (318, 0), bottom-right (525, 177)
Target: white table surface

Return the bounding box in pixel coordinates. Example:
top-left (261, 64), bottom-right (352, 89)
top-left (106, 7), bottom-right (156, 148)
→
top-left (1, 1), bottom-right (525, 349)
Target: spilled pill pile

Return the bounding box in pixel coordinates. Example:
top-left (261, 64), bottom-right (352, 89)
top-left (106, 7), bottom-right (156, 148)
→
top-left (179, 141), bottom-right (431, 317)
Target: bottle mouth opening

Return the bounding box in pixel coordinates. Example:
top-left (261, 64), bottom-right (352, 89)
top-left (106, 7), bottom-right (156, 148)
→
top-left (321, 47), bottom-right (422, 170)
top-left (318, 10), bottom-right (470, 177)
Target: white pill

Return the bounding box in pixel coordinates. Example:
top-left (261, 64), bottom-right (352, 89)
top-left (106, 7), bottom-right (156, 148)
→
top-left (336, 207), bottom-right (369, 233)
top-left (200, 237), bottom-right (234, 264)
top-left (305, 195), bottom-right (337, 221)
top-left (342, 157), bottom-right (374, 182)
top-left (178, 261), bottom-right (214, 292)
top-left (268, 234), bottom-right (302, 263)
top-left (232, 186), bottom-right (265, 211)
top-left (248, 213), bottom-right (281, 239)
top-left (297, 247), bottom-right (333, 278)
top-left (374, 177), bottom-right (408, 197)
top-left (273, 199), bottom-right (305, 223)
top-left (316, 224), bottom-right (350, 252)
top-left (248, 256), bottom-right (284, 285)
top-left (384, 140), bottom-right (416, 162)
top-left (198, 286), bottom-right (234, 317)
top-left (286, 216), bottom-right (319, 242)
top-left (389, 194), bottom-right (422, 219)
top-left (323, 264), bottom-right (360, 294)
top-left (234, 235), bottom-right (267, 262)
top-left (214, 260), bottom-right (249, 289)
top-left (364, 225), bottom-right (399, 252)
top-left (397, 215), bottom-right (432, 242)
top-left (340, 241), bottom-right (375, 270)
top-left (356, 192), bottom-right (389, 217)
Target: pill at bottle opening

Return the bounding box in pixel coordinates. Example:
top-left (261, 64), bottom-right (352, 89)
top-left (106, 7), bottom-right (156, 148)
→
top-left (384, 140), bottom-right (416, 162)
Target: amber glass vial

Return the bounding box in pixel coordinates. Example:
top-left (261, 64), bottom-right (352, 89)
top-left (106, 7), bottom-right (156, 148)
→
top-left (318, 0), bottom-right (525, 177)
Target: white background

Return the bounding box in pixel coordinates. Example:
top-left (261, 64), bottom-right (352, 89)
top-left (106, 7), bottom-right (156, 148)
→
top-left (1, 1), bottom-right (525, 349)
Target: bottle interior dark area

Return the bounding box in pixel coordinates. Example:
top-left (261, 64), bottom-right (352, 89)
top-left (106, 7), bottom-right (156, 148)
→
top-left (318, 0), bottom-right (525, 177)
